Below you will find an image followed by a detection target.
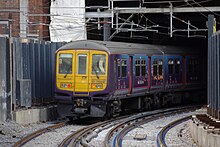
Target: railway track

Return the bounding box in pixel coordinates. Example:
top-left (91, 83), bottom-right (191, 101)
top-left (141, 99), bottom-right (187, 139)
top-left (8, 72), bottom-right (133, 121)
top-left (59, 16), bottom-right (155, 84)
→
top-left (13, 105), bottom-right (201, 147)
top-left (157, 116), bottom-right (191, 147)
top-left (59, 105), bottom-right (200, 147)
top-left (13, 122), bottom-right (67, 147)
top-left (58, 115), bottom-right (129, 147)
top-left (104, 107), bottom-right (196, 147)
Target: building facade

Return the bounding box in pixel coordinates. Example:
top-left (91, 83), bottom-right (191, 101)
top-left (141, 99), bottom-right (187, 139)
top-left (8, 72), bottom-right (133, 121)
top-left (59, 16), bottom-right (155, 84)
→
top-left (0, 0), bottom-right (50, 40)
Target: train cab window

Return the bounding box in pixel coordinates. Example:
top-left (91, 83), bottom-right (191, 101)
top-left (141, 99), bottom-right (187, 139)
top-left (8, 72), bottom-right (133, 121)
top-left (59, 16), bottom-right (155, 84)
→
top-left (135, 59), bottom-right (141, 76)
top-left (141, 59), bottom-right (146, 76)
top-left (117, 59), bottom-right (121, 77)
top-left (92, 54), bottom-right (106, 75)
top-left (121, 59), bottom-right (127, 78)
top-left (78, 54), bottom-right (87, 74)
top-left (168, 59), bottom-right (174, 75)
top-left (174, 59), bottom-right (180, 74)
top-left (153, 60), bottom-right (158, 76)
top-left (59, 54), bottom-right (72, 74)
top-left (158, 60), bottom-right (163, 76)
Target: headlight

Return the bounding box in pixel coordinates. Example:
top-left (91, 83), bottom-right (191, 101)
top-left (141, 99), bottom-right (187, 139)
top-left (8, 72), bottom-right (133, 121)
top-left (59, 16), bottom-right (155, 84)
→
top-left (91, 83), bottom-right (103, 89)
top-left (61, 83), bottom-right (72, 88)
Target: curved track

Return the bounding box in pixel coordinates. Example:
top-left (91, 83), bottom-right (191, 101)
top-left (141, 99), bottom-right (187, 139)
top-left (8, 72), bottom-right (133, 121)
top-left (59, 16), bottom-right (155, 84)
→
top-left (59, 116), bottom-right (129, 147)
top-left (157, 116), bottom-right (191, 147)
top-left (59, 105), bottom-right (199, 147)
top-left (14, 122), bottom-right (66, 147)
top-left (104, 106), bottom-right (197, 147)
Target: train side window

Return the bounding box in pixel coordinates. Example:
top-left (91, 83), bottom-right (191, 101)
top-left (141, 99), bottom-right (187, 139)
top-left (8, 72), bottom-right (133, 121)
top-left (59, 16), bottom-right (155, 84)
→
top-left (153, 59), bottom-right (158, 76)
top-left (174, 59), bottom-right (180, 74)
top-left (117, 59), bottom-right (121, 77)
top-left (135, 59), bottom-right (141, 76)
top-left (59, 54), bottom-right (72, 74)
top-left (141, 59), bottom-right (146, 76)
top-left (78, 54), bottom-right (87, 74)
top-left (188, 59), bottom-right (193, 74)
top-left (168, 59), bottom-right (174, 75)
top-left (193, 59), bottom-right (199, 74)
top-left (121, 59), bottom-right (127, 78)
top-left (158, 60), bottom-right (163, 76)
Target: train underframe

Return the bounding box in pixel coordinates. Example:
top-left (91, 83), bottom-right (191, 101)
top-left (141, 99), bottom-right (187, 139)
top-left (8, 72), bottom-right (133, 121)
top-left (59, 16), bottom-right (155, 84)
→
top-left (57, 89), bottom-right (205, 119)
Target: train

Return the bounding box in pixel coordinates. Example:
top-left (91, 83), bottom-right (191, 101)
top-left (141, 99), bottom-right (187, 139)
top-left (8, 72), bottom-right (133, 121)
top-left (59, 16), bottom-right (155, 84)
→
top-left (54, 40), bottom-right (205, 118)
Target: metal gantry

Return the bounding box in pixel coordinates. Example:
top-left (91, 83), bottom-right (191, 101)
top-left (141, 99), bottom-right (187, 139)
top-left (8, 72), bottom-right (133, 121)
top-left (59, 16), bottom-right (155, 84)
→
top-left (85, 0), bottom-right (220, 40)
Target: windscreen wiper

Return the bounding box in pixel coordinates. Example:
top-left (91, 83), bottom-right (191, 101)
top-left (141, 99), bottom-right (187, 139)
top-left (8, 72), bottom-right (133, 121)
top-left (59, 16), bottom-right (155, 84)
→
top-left (92, 65), bottom-right (99, 79)
top-left (64, 65), bottom-right (72, 78)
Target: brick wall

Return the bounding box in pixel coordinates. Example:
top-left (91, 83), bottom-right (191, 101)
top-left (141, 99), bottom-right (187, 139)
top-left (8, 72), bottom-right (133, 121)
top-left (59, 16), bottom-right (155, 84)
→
top-left (0, 0), bottom-right (20, 37)
top-left (29, 0), bottom-right (50, 40)
top-left (0, 0), bottom-right (50, 40)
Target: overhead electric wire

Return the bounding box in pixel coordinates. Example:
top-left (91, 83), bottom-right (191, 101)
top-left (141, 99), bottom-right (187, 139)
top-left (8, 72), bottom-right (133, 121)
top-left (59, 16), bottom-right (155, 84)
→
top-left (143, 0), bottom-right (192, 4)
top-left (2, 0), bottom-right (215, 40)
top-left (186, 1), bottom-right (220, 25)
top-left (175, 0), bottom-right (214, 8)
top-left (191, 0), bottom-right (220, 17)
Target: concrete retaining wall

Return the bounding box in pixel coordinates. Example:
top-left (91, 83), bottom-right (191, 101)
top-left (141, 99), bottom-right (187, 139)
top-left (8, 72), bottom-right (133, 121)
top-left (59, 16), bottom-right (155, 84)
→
top-left (12, 106), bottom-right (58, 125)
top-left (190, 117), bottom-right (220, 147)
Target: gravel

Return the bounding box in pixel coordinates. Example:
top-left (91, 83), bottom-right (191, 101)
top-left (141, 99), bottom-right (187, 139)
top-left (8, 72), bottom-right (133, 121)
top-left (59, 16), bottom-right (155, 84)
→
top-left (0, 120), bottom-right (85, 147)
top-left (121, 108), bottom-right (206, 147)
top-left (0, 120), bottom-right (53, 147)
top-left (0, 108), bottom-right (206, 147)
top-left (23, 125), bottom-right (85, 147)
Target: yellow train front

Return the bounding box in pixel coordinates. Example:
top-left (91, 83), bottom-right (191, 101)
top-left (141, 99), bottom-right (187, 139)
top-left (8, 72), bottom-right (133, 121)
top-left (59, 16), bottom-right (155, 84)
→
top-left (55, 41), bottom-right (109, 118)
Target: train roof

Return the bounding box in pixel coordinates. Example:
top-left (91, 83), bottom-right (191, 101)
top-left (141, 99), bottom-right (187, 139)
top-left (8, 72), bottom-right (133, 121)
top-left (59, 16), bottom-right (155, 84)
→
top-left (58, 40), bottom-right (198, 55)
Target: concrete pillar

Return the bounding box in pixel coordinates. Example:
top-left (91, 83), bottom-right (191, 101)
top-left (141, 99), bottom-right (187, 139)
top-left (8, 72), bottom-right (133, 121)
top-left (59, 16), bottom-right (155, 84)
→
top-left (103, 18), bottom-right (111, 41)
top-left (20, 0), bottom-right (28, 38)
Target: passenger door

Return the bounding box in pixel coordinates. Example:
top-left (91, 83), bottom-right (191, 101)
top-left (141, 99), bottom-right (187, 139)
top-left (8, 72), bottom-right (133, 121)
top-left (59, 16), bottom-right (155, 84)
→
top-left (74, 50), bottom-right (90, 95)
top-left (133, 55), bottom-right (148, 93)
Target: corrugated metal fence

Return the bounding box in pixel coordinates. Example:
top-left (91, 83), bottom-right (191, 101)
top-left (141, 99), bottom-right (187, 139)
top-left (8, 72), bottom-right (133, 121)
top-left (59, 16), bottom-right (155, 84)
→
top-left (12, 38), bottom-right (66, 107)
top-left (0, 37), bottom-right (65, 121)
top-left (0, 37), bottom-right (10, 121)
top-left (207, 15), bottom-right (220, 120)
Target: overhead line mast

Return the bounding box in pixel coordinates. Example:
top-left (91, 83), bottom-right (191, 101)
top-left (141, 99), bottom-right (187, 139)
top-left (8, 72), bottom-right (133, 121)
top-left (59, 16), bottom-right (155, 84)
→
top-left (85, 0), bottom-right (220, 40)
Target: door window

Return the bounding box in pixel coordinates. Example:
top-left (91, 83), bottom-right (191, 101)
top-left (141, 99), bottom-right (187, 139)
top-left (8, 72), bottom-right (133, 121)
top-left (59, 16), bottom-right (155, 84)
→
top-left (121, 59), bottom-right (127, 78)
top-left (168, 59), bottom-right (174, 75)
top-left (78, 54), bottom-right (87, 74)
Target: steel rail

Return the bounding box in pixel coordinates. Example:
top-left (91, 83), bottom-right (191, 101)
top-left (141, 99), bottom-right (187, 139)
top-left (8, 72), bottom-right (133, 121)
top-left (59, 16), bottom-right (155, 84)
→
top-left (157, 116), bottom-right (191, 147)
top-left (14, 122), bottom-right (66, 147)
top-left (104, 106), bottom-right (199, 147)
top-left (58, 121), bottom-right (104, 147)
top-left (58, 115), bottom-right (129, 147)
